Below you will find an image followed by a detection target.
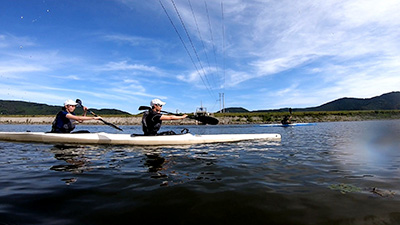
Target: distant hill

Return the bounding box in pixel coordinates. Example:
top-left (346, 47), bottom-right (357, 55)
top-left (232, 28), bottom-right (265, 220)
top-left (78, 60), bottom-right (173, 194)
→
top-left (232, 91), bottom-right (400, 113)
top-left (302, 91), bottom-right (400, 111)
top-left (2, 91), bottom-right (400, 115)
top-left (0, 100), bottom-right (131, 115)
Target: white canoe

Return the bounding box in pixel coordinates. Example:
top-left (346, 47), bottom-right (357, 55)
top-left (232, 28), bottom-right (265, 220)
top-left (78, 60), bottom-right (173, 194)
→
top-left (0, 132), bottom-right (281, 146)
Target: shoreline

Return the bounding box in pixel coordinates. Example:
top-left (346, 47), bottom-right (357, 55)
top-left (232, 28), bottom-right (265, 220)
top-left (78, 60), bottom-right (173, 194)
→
top-left (1, 113), bottom-right (400, 125)
top-left (0, 116), bottom-right (205, 125)
top-left (0, 116), bottom-right (142, 125)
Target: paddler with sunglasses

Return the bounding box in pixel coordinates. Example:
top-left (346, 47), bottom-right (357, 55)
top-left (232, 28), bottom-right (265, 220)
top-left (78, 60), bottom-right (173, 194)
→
top-left (50, 99), bottom-right (102, 133)
top-left (142, 99), bottom-right (188, 136)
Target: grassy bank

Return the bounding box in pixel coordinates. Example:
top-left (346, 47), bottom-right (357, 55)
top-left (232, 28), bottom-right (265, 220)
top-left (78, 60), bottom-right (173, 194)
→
top-left (1, 110), bottom-right (400, 125)
top-left (214, 110), bottom-right (400, 124)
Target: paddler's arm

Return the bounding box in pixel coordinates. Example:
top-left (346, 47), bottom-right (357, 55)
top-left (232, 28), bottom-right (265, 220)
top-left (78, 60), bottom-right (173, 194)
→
top-left (160, 114), bottom-right (188, 120)
top-left (66, 113), bottom-right (102, 123)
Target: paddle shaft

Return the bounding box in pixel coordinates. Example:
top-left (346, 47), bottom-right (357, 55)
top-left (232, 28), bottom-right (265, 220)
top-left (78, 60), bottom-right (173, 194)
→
top-left (76, 99), bottom-right (123, 131)
top-left (138, 106), bottom-right (184, 116)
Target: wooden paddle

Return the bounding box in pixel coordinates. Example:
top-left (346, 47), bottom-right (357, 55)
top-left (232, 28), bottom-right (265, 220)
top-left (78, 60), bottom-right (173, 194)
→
top-left (76, 99), bottom-right (123, 131)
top-left (138, 106), bottom-right (219, 125)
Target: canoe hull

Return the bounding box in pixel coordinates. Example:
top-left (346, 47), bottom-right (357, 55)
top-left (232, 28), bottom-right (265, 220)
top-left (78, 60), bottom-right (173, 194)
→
top-left (0, 132), bottom-right (281, 146)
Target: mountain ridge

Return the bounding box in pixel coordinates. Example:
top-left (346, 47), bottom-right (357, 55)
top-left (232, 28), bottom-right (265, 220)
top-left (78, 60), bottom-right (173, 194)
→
top-left (304, 91), bottom-right (400, 111)
top-left (1, 91), bottom-right (399, 115)
top-left (231, 91), bottom-right (400, 113)
top-left (0, 100), bottom-right (131, 115)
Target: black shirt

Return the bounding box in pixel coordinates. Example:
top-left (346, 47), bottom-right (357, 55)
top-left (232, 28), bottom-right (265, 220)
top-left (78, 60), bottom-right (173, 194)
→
top-left (51, 109), bottom-right (76, 133)
top-left (142, 110), bottom-right (162, 135)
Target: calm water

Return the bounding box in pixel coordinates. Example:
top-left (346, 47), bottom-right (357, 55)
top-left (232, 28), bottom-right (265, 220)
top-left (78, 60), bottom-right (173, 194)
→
top-left (1, 120), bottom-right (400, 225)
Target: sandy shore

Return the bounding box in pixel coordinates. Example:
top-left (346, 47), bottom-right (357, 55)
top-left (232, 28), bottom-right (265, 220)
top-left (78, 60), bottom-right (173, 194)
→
top-left (2, 113), bottom-right (398, 126)
top-left (0, 116), bottom-right (245, 125)
top-left (0, 116), bottom-right (141, 125)
top-left (0, 116), bottom-right (209, 125)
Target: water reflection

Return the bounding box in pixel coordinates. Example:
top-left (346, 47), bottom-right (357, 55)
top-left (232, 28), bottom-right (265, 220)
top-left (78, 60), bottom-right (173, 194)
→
top-left (48, 144), bottom-right (174, 185)
top-left (145, 153), bottom-right (166, 173)
top-left (50, 145), bottom-right (91, 174)
top-left (334, 121), bottom-right (400, 175)
top-left (3, 122), bottom-right (400, 224)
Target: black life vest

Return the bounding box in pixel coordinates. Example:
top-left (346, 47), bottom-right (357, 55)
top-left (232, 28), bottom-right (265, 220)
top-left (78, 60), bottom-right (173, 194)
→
top-left (142, 110), bottom-right (162, 136)
top-left (51, 110), bottom-right (76, 133)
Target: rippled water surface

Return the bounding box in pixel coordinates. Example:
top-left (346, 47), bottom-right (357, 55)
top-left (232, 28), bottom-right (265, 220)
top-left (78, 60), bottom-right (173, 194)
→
top-left (1, 121), bottom-right (400, 225)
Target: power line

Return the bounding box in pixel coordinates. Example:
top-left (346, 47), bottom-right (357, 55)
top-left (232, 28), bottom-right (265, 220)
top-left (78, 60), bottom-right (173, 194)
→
top-left (169, 0), bottom-right (216, 99)
top-left (187, 0), bottom-right (211, 68)
top-left (204, 1), bottom-right (221, 88)
top-left (187, 0), bottom-right (219, 89)
top-left (221, 1), bottom-right (226, 89)
top-left (158, 0), bottom-right (214, 99)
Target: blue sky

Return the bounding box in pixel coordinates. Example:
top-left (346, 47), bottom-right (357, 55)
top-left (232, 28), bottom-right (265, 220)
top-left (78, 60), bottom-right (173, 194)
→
top-left (1, 0), bottom-right (399, 114)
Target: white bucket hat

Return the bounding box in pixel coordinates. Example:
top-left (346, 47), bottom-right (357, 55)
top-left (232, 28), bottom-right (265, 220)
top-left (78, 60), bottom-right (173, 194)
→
top-left (150, 99), bottom-right (166, 107)
top-left (64, 99), bottom-right (78, 106)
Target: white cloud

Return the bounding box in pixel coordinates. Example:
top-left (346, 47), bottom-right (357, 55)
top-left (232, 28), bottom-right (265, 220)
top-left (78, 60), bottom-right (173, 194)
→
top-left (100, 61), bottom-right (159, 73)
top-left (0, 33), bottom-right (36, 49)
top-left (0, 63), bottom-right (48, 74)
top-left (102, 34), bottom-right (155, 46)
top-left (2, 1), bottom-right (400, 113)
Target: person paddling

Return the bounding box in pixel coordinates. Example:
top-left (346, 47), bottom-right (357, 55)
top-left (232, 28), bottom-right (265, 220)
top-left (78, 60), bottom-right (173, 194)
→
top-left (142, 99), bottom-right (188, 136)
top-left (281, 108), bottom-right (293, 125)
top-left (50, 99), bottom-right (102, 133)
top-left (281, 115), bottom-right (292, 125)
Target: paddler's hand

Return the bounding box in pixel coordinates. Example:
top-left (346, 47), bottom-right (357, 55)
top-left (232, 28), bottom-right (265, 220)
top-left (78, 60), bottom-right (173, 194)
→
top-left (81, 106), bottom-right (89, 116)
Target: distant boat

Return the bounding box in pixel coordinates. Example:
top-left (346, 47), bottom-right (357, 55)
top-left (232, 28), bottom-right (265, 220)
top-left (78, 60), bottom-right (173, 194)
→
top-left (258, 123), bottom-right (317, 127)
top-left (195, 103), bottom-right (211, 125)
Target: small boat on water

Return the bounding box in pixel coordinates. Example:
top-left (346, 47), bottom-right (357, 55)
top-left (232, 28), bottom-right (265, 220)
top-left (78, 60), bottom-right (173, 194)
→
top-left (194, 103), bottom-right (212, 125)
top-left (258, 123), bottom-right (316, 127)
top-left (0, 131), bottom-right (281, 146)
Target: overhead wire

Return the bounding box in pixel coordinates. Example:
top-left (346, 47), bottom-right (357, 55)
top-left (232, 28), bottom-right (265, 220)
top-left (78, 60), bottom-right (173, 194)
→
top-left (158, 0), bottom-right (214, 99)
top-left (204, 0), bottom-right (220, 84)
top-left (169, 0), bottom-right (216, 99)
top-left (204, 0), bottom-right (225, 112)
top-left (159, 0), bottom-right (228, 111)
top-left (187, 0), bottom-right (218, 90)
top-left (221, 1), bottom-right (226, 89)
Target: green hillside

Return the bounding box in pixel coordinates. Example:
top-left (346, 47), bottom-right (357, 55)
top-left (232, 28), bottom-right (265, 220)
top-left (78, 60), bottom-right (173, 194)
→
top-left (0, 100), bottom-right (131, 115)
top-left (303, 91), bottom-right (400, 111)
top-left (253, 91), bottom-right (400, 113)
top-left (2, 92), bottom-right (400, 116)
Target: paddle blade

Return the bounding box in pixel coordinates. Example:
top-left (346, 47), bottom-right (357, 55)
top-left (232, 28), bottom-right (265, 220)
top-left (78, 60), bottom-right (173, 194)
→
top-left (76, 99), bottom-right (83, 107)
top-left (138, 106), bottom-right (151, 111)
top-left (190, 115), bottom-right (219, 125)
